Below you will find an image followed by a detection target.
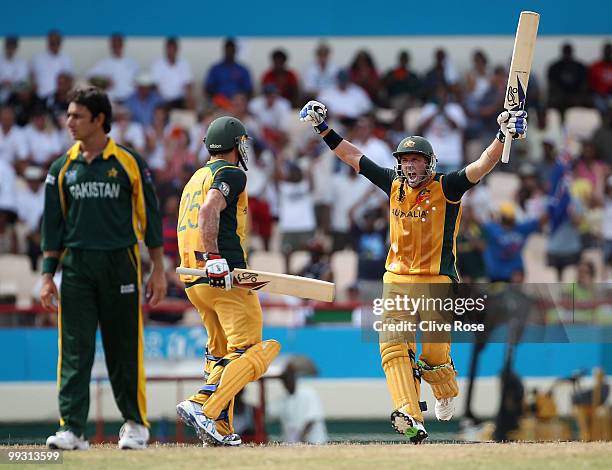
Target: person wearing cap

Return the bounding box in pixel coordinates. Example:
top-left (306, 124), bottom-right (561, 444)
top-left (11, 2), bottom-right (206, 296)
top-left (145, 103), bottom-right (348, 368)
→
top-left (124, 72), bottom-right (163, 128)
top-left (299, 99), bottom-right (528, 443)
top-left (175, 116), bottom-right (280, 446)
top-left (0, 36), bottom-right (29, 104)
top-left (88, 33), bottom-right (139, 102)
top-left (17, 166), bottom-right (45, 269)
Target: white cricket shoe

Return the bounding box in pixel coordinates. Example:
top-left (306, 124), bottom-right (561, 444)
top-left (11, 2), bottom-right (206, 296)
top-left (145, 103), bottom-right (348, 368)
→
top-left (435, 397), bottom-right (455, 421)
top-left (118, 420), bottom-right (149, 449)
top-left (46, 430), bottom-right (89, 450)
top-left (176, 400), bottom-right (224, 446)
top-left (390, 408), bottom-right (428, 444)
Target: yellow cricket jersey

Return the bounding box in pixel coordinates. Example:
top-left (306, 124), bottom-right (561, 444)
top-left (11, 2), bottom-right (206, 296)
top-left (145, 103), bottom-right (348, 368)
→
top-left (177, 159), bottom-right (248, 283)
top-left (359, 156), bottom-right (476, 281)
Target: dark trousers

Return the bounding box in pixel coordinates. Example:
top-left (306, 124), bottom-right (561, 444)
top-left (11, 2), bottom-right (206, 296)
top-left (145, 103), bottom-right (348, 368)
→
top-left (57, 247), bottom-right (147, 435)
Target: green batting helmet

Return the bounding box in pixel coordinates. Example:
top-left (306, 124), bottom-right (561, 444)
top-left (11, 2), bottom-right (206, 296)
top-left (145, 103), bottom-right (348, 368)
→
top-left (205, 116), bottom-right (249, 169)
top-left (392, 135), bottom-right (435, 159)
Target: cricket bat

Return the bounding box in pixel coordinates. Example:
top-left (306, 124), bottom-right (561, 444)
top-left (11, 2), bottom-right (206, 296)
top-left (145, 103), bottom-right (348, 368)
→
top-left (501, 11), bottom-right (540, 163)
top-left (176, 267), bottom-right (336, 302)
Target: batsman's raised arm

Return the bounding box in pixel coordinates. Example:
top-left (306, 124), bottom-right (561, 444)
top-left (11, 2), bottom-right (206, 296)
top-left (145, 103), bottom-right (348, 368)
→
top-left (299, 100), bottom-right (363, 172)
top-left (465, 110), bottom-right (528, 183)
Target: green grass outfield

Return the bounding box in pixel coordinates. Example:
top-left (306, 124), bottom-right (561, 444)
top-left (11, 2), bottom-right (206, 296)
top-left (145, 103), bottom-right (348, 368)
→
top-left (2, 442), bottom-right (611, 469)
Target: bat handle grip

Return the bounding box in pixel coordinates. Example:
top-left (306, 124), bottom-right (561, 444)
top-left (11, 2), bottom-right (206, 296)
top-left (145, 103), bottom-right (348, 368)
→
top-left (501, 130), bottom-right (512, 163)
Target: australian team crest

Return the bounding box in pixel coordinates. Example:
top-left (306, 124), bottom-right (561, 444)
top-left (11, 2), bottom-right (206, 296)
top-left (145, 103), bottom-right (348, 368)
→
top-left (415, 188), bottom-right (431, 206)
top-left (65, 169), bottom-right (78, 184)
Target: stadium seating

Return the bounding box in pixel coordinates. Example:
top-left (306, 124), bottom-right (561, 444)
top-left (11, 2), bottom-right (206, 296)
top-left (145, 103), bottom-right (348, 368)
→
top-left (0, 254), bottom-right (36, 307)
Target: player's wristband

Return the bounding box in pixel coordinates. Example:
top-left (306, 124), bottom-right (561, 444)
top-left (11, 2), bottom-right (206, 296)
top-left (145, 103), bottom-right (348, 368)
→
top-left (42, 257), bottom-right (59, 275)
top-left (314, 121), bottom-right (329, 134)
top-left (496, 129), bottom-right (506, 143)
top-left (322, 129), bottom-right (343, 150)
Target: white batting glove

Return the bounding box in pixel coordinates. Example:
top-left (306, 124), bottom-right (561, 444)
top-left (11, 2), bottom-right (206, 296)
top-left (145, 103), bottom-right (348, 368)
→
top-left (299, 100), bottom-right (329, 134)
top-left (497, 110), bottom-right (528, 141)
top-left (205, 254), bottom-right (232, 290)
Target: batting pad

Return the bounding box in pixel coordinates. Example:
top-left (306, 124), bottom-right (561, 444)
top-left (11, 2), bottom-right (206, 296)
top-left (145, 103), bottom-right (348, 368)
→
top-left (419, 361), bottom-right (459, 399)
top-left (380, 342), bottom-right (423, 423)
top-left (203, 340), bottom-right (281, 420)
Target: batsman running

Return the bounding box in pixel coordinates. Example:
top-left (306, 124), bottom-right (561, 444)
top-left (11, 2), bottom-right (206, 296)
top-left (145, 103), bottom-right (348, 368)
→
top-left (175, 116), bottom-right (280, 446)
top-left (299, 101), bottom-right (527, 443)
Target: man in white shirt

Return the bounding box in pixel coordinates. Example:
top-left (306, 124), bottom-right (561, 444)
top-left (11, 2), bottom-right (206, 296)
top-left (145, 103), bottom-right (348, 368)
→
top-left (0, 36), bottom-right (28, 103)
top-left (23, 107), bottom-right (62, 167)
top-left (318, 70), bottom-right (372, 120)
top-left (17, 165), bottom-right (45, 269)
top-left (248, 84), bottom-right (291, 133)
top-left (150, 37), bottom-right (194, 109)
top-left (353, 115), bottom-right (395, 169)
top-left (303, 43), bottom-right (339, 99)
top-left (109, 105), bottom-right (146, 155)
top-left (269, 364), bottom-right (328, 444)
top-left (30, 30), bottom-right (74, 99)
top-left (0, 105), bottom-right (28, 166)
top-left (417, 85), bottom-right (467, 171)
top-left (88, 34), bottom-right (139, 102)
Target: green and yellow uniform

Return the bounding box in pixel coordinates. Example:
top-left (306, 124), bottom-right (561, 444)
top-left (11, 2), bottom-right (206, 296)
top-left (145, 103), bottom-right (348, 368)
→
top-left (177, 158), bottom-right (278, 435)
top-left (359, 155), bottom-right (474, 422)
top-left (42, 138), bottom-right (163, 436)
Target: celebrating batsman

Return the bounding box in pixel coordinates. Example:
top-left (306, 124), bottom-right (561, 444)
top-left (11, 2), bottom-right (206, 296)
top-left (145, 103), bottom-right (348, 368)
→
top-left (175, 116), bottom-right (280, 446)
top-left (300, 100), bottom-right (526, 443)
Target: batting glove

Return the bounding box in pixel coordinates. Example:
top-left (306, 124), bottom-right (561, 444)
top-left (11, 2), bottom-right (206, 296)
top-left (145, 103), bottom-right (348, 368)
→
top-left (497, 110), bottom-right (528, 142)
top-left (299, 100), bottom-right (329, 134)
top-left (205, 253), bottom-right (232, 290)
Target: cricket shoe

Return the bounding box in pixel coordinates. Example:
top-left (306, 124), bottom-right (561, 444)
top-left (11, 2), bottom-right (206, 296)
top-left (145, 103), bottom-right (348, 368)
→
top-left (176, 400), bottom-right (224, 446)
top-left (390, 408), bottom-right (428, 444)
top-left (118, 420), bottom-right (149, 449)
top-left (435, 397), bottom-right (455, 421)
top-left (46, 430), bottom-right (89, 450)
top-left (221, 433), bottom-right (242, 447)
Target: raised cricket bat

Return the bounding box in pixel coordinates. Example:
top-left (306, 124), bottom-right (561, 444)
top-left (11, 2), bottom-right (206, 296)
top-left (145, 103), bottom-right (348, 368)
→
top-left (176, 267), bottom-right (336, 302)
top-left (501, 11), bottom-right (540, 163)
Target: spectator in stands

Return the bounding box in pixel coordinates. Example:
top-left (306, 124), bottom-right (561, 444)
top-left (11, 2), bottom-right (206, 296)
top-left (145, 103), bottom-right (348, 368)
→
top-left (276, 160), bottom-right (316, 267)
top-left (204, 38), bottom-right (253, 102)
top-left (124, 72), bottom-right (162, 128)
top-left (17, 166), bottom-right (45, 270)
top-left (302, 42), bottom-right (339, 100)
top-left (381, 50), bottom-right (421, 110)
top-left (0, 36), bottom-right (28, 104)
top-left (456, 205), bottom-right (486, 282)
top-left (417, 84), bottom-right (467, 172)
top-left (246, 139), bottom-right (275, 251)
top-left (573, 140), bottom-right (607, 201)
top-left (465, 65), bottom-right (505, 143)
top-left (482, 203), bottom-right (540, 282)
top-left (349, 49), bottom-right (381, 104)
top-left (547, 43), bottom-right (590, 119)
top-left (464, 50), bottom-right (491, 109)
top-left (109, 104), bottom-right (145, 155)
top-left (516, 162), bottom-right (548, 222)
top-left (46, 71), bottom-right (74, 125)
top-left (261, 49), bottom-right (300, 107)
top-left (7, 80), bottom-right (45, 126)
top-left (23, 107), bottom-right (62, 167)
top-left (352, 114), bottom-right (395, 169)
top-left (161, 126), bottom-right (197, 185)
top-left (248, 83), bottom-right (291, 151)
top-left (151, 37), bottom-right (194, 109)
top-left (589, 42), bottom-right (612, 114)
top-left (547, 158), bottom-right (584, 281)
top-left (270, 363), bottom-right (328, 444)
top-left (602, 176), bottom-right (612, 276)
top-left (144, 104), bottom-right (169, 171)
top-left (351, 207), bottom-right (387, 300)
top-left (299, 135), bottom-right (334, 233)
top-left (299, 239), bottom-right (333, 282)
top-left (0, 104), bottom-right (27, 166)
top-left (537, 138), bottom-right (560, 191)
top-left (88, 33), bottom-right (139, 103)
top-left (229, 92), bottom-right (262, 142)
top-left (0, 158), bottom-right (17, 254)
top-left (421, 48), bottom-right (459, 101)
top-left (592, 102), bottom-right (612, 165)
top-left (317, 69), bottom-right (372, 120)
top-left (30, 30), bottom-right (74, 99)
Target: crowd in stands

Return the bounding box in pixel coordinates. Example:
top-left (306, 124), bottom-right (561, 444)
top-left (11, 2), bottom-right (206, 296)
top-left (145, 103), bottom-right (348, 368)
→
top-left (1, 30), bottom-right (612, 305)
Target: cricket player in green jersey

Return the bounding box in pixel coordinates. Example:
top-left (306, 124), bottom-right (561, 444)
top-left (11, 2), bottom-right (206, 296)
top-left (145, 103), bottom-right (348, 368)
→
top-left (40, 87), bottom-right (167, 450)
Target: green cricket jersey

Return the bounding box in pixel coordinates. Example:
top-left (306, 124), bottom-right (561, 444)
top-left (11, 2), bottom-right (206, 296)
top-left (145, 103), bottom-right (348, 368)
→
top-left (41, 138), bottom-right (163, 251)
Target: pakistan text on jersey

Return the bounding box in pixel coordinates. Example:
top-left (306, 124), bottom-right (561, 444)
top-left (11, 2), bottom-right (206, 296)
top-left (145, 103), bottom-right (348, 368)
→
top-left (392, 208), bottom-right (428, 219)
top-left (69, 182), bottom-right (121, 200)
